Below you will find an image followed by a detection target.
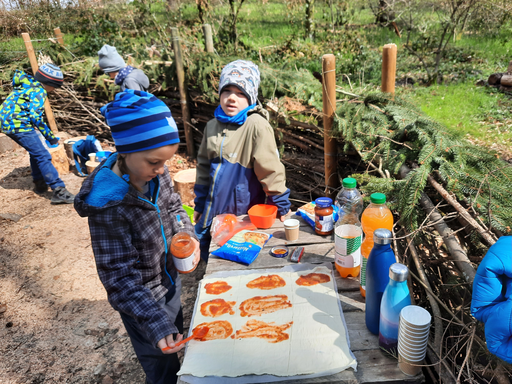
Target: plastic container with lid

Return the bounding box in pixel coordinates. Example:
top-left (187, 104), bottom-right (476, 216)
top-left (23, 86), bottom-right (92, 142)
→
top-left (379, 263), bottom-right (411, 356)
top-left (170, 216), bottom-right (197, 273)
top-left (314, 197), bottom-right (334, 236)
top-left (334, 178), bottom-right (364, 278)
top-left (360, 193), bottom-right (393, 297)
top-left (365, 228), bottom-right (396, 335)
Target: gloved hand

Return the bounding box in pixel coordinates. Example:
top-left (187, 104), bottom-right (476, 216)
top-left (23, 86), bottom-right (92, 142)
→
top-left (46, 137), bottom-right (60, 149)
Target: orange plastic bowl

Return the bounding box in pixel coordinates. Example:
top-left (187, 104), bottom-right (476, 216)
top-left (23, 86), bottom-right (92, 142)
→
top-left (248, 204), bottom-right (278, 229)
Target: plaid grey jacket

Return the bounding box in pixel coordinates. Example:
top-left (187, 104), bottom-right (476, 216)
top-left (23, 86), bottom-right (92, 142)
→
top-left (74, 153), bottom-right (196, 347)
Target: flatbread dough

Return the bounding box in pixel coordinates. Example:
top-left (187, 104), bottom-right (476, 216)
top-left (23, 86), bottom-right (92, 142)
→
top-left (178, 266), bottom-right (356, 378)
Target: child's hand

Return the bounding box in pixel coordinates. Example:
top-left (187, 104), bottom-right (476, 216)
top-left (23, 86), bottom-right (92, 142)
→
top-left (158, 333), bottom-right (184, 354)
top-left (279, 209), bottom-right (292, 222)
top-left (193, 211), bottom-right (202, 223)
top-left (191, 238), bottom-right (200, 267)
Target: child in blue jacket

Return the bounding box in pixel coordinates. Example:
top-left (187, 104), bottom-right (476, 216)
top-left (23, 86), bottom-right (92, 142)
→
top-left (0, 64), bottom-right (74, 203)
top-left (193, 60), bottom-right (291, 261)
top-left (74, 90), bottom-right (199, 384)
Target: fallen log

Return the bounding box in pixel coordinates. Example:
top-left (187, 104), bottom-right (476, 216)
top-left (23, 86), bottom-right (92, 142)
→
top-left (488, 73), bottom-right (502, 86)
top-left (501, 74), bottom-right (512, 87)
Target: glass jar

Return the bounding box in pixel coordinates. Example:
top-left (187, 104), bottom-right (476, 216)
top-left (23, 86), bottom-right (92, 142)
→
top-left (170, 232), bottom-right (197, 274)
top-left (314, 197), bottom-right (334, 236)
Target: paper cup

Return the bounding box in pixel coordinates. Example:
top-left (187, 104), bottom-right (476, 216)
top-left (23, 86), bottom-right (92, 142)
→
top-left (398, 345), bottom-right (427, 362)
top-left (88, 153), bottom-right (96, 162)
top-left (284, 219), bottom-right (300, 241)
top-left (399, 320), bottom-right (430, 335)
top-left (398, 339), bottom-right (428, 354)
top-left (399, 328), bottom-right (430, 342)
top-left (398, 354), bottom-right (423, 376)
top-left (400, 306), bottom-right (431, 329)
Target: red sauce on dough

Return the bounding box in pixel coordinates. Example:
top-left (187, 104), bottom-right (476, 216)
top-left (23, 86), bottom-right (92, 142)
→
top-left (200, 299), bottom-right (236, 318)
top-left (234, 319), bottom-right (293, 343)
top-left (205, 281), bottom-right (232, 295)
top-left (295, 273), bottom-right (331, 286)
top-left (193, 321), bottom-right (233, 341)
top-left (246, 275), bottom-right (286, 290)
top-left (239, 295), bottom-right (292, 317)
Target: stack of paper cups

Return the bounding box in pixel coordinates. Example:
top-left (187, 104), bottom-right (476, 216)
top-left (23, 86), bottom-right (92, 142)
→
top-left (397, 305), bottom-right (431, 376)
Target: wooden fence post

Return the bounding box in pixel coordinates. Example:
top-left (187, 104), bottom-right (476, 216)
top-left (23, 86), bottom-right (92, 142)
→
top-left (322, 54), bottom-right (339, 198)
top-left (202, 24), bottom-right (214, 53)
top-left (54, 27), bottom-right (64, 46)
top-left (21, 33), bottom-right (59, 133)
top-left (381, 43), bottom-right (397, 94)
top-left (170, 27), bottom-right (195, 158)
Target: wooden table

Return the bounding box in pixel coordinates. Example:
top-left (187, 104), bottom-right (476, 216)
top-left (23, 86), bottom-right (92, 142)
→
top-left (178, 215), bottom-right (424, 384)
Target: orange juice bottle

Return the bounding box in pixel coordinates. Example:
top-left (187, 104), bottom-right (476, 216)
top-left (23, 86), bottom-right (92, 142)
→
top-left (360, 193), bottom-right (393, 297)
top-left (334, 178), bottom-right (363, 278)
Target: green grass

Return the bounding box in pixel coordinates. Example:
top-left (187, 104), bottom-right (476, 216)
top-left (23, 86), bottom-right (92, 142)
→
top-left (401, 83), bottom-right (512, 147)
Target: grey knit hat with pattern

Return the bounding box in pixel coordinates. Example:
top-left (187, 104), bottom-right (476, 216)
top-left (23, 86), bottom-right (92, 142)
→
top-left (218, 60), bottom-right (260, 105)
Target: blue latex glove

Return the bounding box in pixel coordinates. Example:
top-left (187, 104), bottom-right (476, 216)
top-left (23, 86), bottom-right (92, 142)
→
top-left (46, 138), bottom-right (60, 148)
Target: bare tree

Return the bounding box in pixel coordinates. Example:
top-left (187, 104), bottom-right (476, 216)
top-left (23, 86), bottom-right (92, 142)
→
top-left (305, 0), bottom-right (314, 40)
top-left (228, 0), bottom-right (245, 48)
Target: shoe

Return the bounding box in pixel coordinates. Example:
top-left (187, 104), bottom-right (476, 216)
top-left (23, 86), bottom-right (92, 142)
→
top-left (33, 179), bottom-right (48, 194)
top-left (51, 187), bottom-right (75, 204)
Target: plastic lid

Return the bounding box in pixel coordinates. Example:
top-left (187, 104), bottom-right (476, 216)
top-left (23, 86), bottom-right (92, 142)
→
top-left (315, 197), bottom-right (332, 208)
top-left (389, 263), bottom-right (409, 281)
top-left (373, 228), bottom-right (392, 244)
top-left (342, 177), bottom-right (357, 189)
top-left (370, 192), bottom-right (386, 204)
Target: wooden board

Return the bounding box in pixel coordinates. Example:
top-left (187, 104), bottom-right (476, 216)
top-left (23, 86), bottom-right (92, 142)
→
top-left (178, 217), bottom-right (425, 384)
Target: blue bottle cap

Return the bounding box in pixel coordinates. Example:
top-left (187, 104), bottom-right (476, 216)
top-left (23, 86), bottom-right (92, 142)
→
top-left (315, 197), bottom-right (332, 208)
top-left (270, 246), bottom-right (289, 258)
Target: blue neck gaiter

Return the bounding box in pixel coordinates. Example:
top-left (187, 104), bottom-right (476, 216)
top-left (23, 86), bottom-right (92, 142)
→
top-left (214, 104), bottom-right (256, 126)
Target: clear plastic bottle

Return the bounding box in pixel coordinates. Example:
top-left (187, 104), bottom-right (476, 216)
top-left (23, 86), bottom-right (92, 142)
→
top-left (360, 193), bottom-right (393, 297)
top-left (379, 263), bottom-right (411, 356)
top-left (334, 178), bottom-right (364, 278)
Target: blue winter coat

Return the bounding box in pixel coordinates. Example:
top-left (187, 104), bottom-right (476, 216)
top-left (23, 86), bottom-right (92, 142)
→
top-left (471, 236), bottom-right (512, 363)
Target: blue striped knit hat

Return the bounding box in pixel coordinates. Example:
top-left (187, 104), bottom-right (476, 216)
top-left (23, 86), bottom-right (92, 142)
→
top-left (100, 90), bottom-right (180, 154)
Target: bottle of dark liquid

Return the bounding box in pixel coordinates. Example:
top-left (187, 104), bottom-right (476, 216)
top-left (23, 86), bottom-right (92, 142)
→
top-left (379, 263), bottom-right (411, 357)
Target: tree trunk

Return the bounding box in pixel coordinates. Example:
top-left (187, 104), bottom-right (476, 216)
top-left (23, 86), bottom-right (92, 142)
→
top-left (500, 74), bottom-right (512, 87)
top-left (488, 73), bottom-right (502, 86)
top-left (305, 0), bottom-right (315, 40)
top-left (49, 143), bottom-right (69, 176)
top-left (173, 168), bottom-right (196, 207)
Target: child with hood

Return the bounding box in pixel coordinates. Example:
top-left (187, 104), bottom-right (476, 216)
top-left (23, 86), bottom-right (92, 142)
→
top-left (98, 44), bottom-right (150, 92)
top-left (193, 60), bottom-right (291, 261)
top-left (0, 64), bottom-right (75, 204)
top-left (74, 90), bottom-right (199, 384)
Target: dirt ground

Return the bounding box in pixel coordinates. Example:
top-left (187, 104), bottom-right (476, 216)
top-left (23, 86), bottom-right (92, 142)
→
top-left (0, 145), bottom-right (205, 384)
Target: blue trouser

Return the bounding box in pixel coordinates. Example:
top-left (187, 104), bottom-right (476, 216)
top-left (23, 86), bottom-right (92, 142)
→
top-left (194, 223), bottom-right (211, 262)
top-left (7, 130), bottom-right (65, 190)
top-left (120, 287), bottom-right (183, 384)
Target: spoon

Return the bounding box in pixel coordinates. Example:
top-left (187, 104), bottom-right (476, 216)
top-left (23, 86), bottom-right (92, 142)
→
top-left (162, 326), bottom-right (209, 351)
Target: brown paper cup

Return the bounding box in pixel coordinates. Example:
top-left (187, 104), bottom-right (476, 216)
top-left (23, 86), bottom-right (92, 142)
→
top-left (284, 219), bottom-right (300, 241)
top-left (398, 355), bottom-right (423, 376)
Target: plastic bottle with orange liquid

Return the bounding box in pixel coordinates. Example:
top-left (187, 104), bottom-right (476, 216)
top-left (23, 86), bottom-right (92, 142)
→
top-left (334, 178), bottom-right (364, 278)
top-left (360, 193), bottom-right (393, 297)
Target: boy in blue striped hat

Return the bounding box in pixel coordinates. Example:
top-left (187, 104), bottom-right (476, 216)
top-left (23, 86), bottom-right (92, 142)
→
top-left (193, 60), bottom-right (292, 261)
top-left (74, 90), bottom-right (199, 384)
top-left (0, 63), bottom-right (75, 204)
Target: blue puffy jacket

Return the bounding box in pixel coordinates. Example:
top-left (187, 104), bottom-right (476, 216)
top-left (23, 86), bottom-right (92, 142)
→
top-left (471, 236), bottom-right (512, 363)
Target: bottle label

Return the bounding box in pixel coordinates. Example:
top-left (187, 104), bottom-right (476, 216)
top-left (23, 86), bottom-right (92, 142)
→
top-left (360, 256), bottom-right (368, 290)
top-left (173, 251), bottom-right (196, 273)
top-left (315, 214), bottom-right (334, 232)
top-left (334, 224), bottom-right (362, 268)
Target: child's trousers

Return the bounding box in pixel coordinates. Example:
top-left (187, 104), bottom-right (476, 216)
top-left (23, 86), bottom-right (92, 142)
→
top-left (7, 130), bottom-right (65, 190)
top-left (120, 287), bottom-right (184, 384)
top-left (194, 223), bottom-right (211, 262)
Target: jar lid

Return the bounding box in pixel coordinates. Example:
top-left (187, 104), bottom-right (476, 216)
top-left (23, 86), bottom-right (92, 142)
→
top-left (315, 197), bottom-right (332, 208)
top-left (270, 246), bottom-right (289, 258)
top-left (370, 192), bottom-right (386, 204)
top-left (342, 177), bottom-right (357, 189)
top-left (373, 228), bottom-right (392, 244)
top-left (389, 263), bottom-right (409, 281)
